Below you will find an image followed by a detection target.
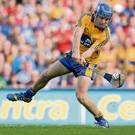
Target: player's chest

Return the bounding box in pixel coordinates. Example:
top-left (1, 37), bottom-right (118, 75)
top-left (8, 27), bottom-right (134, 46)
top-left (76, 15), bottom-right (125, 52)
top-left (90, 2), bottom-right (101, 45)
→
top-left (80, 26), bottom-right (104, 48)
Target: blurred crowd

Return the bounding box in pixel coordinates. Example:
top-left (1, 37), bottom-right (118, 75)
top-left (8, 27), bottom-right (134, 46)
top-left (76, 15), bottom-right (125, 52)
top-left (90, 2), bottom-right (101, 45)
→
top-left (0, 0), bottom-right (134, 89)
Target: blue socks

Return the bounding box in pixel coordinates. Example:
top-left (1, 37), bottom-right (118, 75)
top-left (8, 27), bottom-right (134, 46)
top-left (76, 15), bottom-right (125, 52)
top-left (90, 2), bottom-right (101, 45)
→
top-left (95, 116), bottom-right (103, 122)
top-left (24, 88), bottom-right (35, 98)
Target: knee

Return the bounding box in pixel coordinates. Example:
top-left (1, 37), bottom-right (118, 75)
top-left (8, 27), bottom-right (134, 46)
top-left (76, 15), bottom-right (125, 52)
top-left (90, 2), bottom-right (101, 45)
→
top-left (76, 91), bottom-right (87, 104)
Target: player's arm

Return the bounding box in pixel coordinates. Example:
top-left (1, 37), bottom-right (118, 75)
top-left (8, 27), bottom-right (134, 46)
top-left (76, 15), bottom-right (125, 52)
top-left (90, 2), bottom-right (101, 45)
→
top-left (81, 45), bottom-right (97, 59)
top-left (72, 14), bottom-right (90, 64)
top-left (72, 26), bottom-right (84, 63)
top-left (81, 39), bottom-right (107, 59)
top-left (82, 28), bottom-right (111, 59)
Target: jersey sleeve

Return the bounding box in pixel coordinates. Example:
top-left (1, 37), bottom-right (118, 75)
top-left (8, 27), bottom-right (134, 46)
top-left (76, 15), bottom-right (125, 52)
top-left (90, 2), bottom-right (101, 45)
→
top-left (77, 13), bottom-right (91, 29)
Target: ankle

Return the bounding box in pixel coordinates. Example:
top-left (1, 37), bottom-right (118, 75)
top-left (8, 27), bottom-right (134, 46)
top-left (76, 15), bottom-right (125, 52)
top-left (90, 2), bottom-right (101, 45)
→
top-left (24, 88), bottom-right (36, 98)
top-left (95, 111), bottom-right (103, 118)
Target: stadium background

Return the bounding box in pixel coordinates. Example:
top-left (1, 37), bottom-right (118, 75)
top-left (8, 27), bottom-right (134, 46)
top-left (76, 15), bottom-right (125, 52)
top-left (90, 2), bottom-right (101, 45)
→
top-left (0, 0), bottom-right (135, 134)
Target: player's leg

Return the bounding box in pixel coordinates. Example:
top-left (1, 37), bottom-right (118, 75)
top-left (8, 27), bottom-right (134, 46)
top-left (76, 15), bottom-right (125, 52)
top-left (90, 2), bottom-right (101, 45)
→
top-left (7, 60), bottom-right (71, 102)
top-left (76, 76), bottom-right (102, 117)
top-left (31, 60), bottom-right (71, 93)
top-left (76, 76), bottom-right (109, 128)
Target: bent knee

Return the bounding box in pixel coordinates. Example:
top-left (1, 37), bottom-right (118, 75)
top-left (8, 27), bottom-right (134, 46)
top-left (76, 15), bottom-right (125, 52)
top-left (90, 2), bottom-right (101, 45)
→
top-left (76, 92), bottom-right (87, 104)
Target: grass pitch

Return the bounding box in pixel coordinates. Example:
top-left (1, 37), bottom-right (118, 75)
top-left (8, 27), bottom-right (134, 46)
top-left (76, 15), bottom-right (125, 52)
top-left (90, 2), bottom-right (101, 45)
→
top-left (0, 125), bottom-right (135, 135)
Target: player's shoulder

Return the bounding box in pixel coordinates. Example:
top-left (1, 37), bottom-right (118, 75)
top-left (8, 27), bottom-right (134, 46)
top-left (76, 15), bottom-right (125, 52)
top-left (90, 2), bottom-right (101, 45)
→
top-left (80, 12), bottom-right (92, 18)
top-left (105, 26), bottom-right (111, 33)
top-left (78, 12), bottom-right (92, 26)
top-left (104, 27), bottom-right (111, 39)
top-left (79, 13), bottom-right (92, 22)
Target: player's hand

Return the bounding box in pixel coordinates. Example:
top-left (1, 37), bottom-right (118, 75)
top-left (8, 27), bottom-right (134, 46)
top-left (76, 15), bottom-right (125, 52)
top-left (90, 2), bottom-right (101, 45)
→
top-left (80, 55), bottom-right (87, 66)
top-left (72, 53), bottom-right (80, 63)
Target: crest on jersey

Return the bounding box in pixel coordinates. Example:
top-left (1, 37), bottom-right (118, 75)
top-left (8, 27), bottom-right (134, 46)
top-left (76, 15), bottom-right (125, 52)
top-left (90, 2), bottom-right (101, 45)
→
top-left (80, 33), bottom-right (96, 48)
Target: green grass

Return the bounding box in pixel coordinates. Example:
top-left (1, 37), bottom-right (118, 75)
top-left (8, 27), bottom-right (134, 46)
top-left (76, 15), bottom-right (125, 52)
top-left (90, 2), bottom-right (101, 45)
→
top-left (0, 125), bottom-right (135, 135)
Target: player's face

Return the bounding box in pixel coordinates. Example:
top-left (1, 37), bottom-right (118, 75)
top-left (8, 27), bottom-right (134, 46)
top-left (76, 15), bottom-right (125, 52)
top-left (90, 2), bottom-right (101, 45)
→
top-left (94, 15), bottom-right (110, 30)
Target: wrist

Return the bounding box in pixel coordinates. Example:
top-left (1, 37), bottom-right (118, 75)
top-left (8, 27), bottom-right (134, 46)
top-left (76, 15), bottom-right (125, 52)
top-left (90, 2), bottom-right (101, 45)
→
top-left (72, 51), bottom-right (80, 56)
top-left (80, 55), bottom-right (84, 58)
top-left (81, 53), bottom-right (87, 59)
top-left (82, 48), bottom-right (95, 58)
